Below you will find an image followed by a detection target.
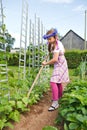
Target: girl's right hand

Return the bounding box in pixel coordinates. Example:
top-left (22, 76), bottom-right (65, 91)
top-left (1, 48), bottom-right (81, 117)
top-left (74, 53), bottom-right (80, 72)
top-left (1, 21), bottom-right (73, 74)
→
top-left (42, 61), bottom-right (47, 66)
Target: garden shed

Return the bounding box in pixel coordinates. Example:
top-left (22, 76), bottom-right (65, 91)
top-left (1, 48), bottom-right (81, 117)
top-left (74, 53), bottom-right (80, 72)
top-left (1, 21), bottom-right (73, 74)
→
top-left (60, 30), bottom-right (86, 50)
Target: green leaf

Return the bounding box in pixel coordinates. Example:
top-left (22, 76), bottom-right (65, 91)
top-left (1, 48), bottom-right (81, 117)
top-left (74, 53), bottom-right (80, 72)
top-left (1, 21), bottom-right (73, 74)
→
top-left (75, 95), bottom-right (84, 105)
top-left (17, 101), bottom-right (24, 109)
top-left (60, 108), bottom-right (68, 117)
top-left (42, 126), bottom-right (58, 130)
top-left (22, 97), bottom-right (29, 106)
top-left (0, 98), bottom-right (8, 105)
top-left (81, 107), bottom-right (87, 115)
top-left (0, 105), bottom-right (5, 112)
top-left (9, 100), bottom-right (15, 107)
top-left (76, 114), bottom-right (84, 122)
top-left (0, 119), bottom-right (6, 130)
top-left (9, 110), bottom-right (20, 122)
top-left (66, 114), bottom-right (77, 122)
top-left (64, 123), bottom-right (68, 130)
top-left (5, 122), bottom-right (14, 129)
top-left (17, 101), bottom-right (29, 112)
top-left (4, 105), bottom-right (13, 113)
top-left (69, 123), bottom-right (79, 129)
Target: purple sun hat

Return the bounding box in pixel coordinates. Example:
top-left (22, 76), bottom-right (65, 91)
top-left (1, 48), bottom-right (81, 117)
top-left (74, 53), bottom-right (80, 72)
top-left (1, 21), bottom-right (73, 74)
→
top-left (43, 28), bottom-right (58, 40)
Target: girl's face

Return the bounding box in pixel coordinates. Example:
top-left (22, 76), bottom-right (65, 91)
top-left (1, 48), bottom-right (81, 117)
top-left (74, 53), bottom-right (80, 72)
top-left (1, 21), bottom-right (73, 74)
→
top-left (47, 36), bottom-right (56, 44)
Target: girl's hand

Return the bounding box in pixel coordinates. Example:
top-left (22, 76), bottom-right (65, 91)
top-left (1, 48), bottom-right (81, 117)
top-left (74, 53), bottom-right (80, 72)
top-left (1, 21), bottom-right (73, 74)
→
top-left (42, 61), bottom-right (47, 66)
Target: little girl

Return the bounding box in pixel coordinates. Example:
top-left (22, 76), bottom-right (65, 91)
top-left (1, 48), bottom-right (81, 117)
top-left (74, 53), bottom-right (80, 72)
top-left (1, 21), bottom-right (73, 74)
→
top-left (42, 28), bottom-right (70, 111)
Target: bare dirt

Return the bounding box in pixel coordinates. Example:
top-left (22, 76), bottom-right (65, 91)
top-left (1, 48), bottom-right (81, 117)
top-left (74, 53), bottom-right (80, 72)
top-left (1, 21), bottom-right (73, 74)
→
top-left (4, 89), bottom-right (59, 130)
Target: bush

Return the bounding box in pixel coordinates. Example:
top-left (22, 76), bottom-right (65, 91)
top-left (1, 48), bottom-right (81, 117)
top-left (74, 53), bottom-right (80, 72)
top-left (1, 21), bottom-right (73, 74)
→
top-left (1, 49), bottom-right (87, 69)
top-left (7, 53), bottom-right (19, 66)
top-left (65, 50), bottom-right (87, 69)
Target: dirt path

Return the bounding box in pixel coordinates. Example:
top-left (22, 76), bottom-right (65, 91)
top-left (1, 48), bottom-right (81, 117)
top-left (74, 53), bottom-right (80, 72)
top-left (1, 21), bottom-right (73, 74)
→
top-left (4, 89), bottom-right (58, 130)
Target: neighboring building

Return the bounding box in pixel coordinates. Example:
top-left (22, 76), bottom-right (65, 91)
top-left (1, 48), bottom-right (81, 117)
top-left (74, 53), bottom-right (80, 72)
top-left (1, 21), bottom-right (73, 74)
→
top-left (10, 48), bottom-right (20, 53)
top-left (60, 30), bottom-right (86, 50)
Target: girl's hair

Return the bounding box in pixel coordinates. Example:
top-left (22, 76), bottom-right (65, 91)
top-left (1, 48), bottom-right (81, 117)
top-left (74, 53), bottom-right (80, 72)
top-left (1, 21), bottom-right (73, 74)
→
top-left (47, 28), bottom-right (58, 52)
top-left (48, 42), bottom-right (55, 52)
top-left (46, 28), bottom-right (58, 36)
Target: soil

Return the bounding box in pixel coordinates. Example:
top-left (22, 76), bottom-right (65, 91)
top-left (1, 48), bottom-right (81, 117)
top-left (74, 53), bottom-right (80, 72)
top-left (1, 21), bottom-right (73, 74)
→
top-left (4, 89), bottom-right (59, 130)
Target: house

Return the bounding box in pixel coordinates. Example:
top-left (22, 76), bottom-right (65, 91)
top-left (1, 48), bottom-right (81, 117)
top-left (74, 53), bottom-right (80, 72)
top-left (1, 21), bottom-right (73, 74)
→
top-left (60, 30), bottom-right (86, 50)
top-left (10, 48), bottom-right (20, 53)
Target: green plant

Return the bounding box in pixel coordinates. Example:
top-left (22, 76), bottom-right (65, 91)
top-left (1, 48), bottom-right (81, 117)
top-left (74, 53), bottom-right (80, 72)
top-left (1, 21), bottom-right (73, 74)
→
top-left (0, 66), bottom-right (50, 129)
top-left (73, 55), bottom-right (87, 80)
top-left (42, 126), bottom-right (58, 130)
top-left (56, 81), bottom-right (87, 130)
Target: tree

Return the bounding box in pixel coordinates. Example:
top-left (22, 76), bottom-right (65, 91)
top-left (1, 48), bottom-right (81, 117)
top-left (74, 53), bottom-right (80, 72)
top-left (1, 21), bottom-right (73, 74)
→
top-left (5, 33), bottom-right (15, 52)
top-left (0, 24), bottom-right (15, 52)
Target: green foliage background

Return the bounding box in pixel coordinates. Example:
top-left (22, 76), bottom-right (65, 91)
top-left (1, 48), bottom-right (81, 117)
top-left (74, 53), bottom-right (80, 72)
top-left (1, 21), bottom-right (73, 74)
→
top-left (1, 49), bottom-right (87, 69)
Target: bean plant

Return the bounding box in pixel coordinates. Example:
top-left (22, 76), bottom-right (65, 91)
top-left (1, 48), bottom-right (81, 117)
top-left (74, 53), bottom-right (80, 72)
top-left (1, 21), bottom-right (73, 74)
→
top-left (56, 81), bottom-right (87, 130)
top-left (0, 67), bottom-right (50, 130)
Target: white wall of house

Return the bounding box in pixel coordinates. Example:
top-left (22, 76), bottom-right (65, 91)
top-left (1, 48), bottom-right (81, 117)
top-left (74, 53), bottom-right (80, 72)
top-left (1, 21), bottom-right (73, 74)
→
top-left (10, 48), bottom-right (20, 53)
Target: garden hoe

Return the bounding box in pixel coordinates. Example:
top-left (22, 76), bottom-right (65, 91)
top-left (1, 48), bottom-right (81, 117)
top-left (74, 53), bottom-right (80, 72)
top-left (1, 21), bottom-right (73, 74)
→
top-left (27, 54), bottom-right (49, 99)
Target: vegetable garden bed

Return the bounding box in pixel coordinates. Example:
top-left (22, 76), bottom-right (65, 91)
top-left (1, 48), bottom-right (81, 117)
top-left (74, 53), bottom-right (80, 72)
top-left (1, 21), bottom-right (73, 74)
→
top-left (0, 66), bottom-right (50, 130)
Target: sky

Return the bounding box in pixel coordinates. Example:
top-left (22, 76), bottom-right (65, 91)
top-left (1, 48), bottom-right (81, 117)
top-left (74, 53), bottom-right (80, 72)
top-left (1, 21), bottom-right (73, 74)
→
top-left (2, 0), bottom-right (87, 48)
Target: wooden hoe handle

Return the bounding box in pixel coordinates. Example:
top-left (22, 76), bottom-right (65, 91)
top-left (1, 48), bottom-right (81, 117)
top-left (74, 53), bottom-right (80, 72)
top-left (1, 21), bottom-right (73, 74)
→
top-left (27, 54), bottom-right (49, 98)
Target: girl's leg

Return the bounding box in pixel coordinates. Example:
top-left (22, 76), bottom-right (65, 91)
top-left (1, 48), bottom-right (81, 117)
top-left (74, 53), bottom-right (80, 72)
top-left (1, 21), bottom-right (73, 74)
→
top-left (50, 82), bottom-right (58, 101)
top-left (48, 82), bottom-right (59, 111)
top-left (57, 83), bottom-right (63, 99)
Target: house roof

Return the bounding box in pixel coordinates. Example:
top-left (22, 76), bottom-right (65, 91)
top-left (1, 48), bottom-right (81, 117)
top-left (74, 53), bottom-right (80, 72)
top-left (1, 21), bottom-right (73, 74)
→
top-left (60, 29), bottom-right (85, 41)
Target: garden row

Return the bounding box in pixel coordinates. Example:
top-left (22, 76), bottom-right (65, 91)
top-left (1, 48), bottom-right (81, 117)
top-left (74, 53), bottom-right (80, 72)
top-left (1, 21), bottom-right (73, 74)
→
top-left (0, 67), bottom-right (50, 130)
top-left (57, 79), bottom-right (87, 130)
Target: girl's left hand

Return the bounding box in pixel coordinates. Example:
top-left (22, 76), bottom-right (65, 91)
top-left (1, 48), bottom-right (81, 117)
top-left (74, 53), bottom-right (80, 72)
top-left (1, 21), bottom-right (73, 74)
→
top-left (42, 61), bottom-right (47, 66)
